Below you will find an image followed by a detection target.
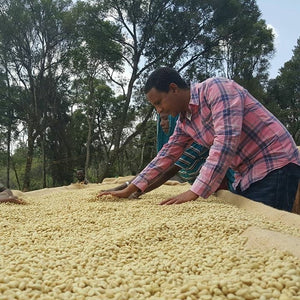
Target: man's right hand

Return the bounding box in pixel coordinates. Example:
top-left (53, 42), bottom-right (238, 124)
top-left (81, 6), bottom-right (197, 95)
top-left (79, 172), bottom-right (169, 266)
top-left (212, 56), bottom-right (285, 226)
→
top-left (98, 183), bottom-right (139, 199)
top-left (97, 189), bottom-right (131, 199)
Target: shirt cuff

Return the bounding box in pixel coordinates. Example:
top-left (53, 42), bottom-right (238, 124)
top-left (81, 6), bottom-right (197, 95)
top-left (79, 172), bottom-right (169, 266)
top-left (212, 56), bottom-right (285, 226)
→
top-left (132, 177), bottom-right (148, 192)
top-left (190, 179), bottom-right (212, 199)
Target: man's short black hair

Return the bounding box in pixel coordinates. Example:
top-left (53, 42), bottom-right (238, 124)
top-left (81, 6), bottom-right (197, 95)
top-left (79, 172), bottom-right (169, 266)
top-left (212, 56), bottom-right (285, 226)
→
top-left (144, 67), bottom-right (188, 94)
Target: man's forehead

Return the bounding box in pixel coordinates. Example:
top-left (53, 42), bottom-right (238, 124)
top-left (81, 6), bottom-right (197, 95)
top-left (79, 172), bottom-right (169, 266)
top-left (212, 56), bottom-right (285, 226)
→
top-left (147, 87), bottom-right (165, 98)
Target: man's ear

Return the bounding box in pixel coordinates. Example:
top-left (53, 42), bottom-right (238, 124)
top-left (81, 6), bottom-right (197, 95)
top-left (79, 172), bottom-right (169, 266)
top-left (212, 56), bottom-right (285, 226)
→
top-left (169, 82), bottom-right (179, 93)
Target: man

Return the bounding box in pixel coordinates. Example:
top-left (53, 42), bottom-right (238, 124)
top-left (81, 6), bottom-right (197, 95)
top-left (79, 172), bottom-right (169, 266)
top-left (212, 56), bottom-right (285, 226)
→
top-left (99, 67), bottom-right (300, 212)
top-left (102, 113), bottom-right (234, 198)
top-left (157, 113), bottom-right (234, 190)
top-left (76, 169), bottom-right (88, 185)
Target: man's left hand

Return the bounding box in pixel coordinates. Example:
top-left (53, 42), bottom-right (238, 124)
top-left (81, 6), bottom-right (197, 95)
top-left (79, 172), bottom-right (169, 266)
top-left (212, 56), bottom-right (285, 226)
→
top-left (159, 190), bottom-right (198, 205)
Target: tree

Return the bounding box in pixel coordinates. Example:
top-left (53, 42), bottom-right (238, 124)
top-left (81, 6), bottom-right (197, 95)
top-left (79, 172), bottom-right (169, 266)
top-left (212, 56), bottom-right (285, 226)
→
top-left (266, 38), bottom-right (300, 144)
top-left (93, 90), bottom-right (145, 181)
top-left (0, 68), bottom-right (13, 187)
top-left (68, 1), bottom-right (123, 178)
top-left (0, 0), bottom-right (75, 190)
top-left (0, 0), bottom-right (279, 188)
top-left (206, 0), bottom-right (275, 99)
top-left (0, 61), bottom-right (25, 188)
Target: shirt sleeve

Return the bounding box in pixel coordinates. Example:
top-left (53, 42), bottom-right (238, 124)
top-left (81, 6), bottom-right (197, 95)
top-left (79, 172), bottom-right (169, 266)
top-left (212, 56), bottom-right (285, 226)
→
top-left (132, 124), bottom-right (192, 192)
top-left (190, 79), bottom-right (244, 198)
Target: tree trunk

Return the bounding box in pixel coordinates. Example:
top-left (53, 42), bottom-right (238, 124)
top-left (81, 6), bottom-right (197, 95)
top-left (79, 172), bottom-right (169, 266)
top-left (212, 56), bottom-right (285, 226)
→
top-left (23, 124), bottom-right (35, 191)
top-left (102, 107), bottom-right (154, 179)
top-left (85, 78), bottom-right (96, 179)
top-left (5, 64), bottom-right (12, 188)
top-left (6, 121), bottom-right (11, 188)
top-left (85, 116), bottom-right (92, 179)
top-left (98, 162), bottom-right (110, 183)
top-left (138, 143), bottom-right (145, 171)
top-left (42, 133), bottom-right (46, 188)
top-left (113, 73), bottom-right (137, 153)
top-left (12, 159), bottom-right (21, 190)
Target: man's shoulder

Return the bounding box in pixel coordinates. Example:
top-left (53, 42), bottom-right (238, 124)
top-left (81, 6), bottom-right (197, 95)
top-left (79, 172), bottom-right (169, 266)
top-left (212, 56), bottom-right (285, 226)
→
top-left (191, 77), bottom-right (230, 96)
top-left (192, 77), bottom-right (230, 87)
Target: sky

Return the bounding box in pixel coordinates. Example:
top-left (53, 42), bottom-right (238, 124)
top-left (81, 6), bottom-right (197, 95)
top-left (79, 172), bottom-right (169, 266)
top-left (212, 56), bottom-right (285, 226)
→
top-left (256, 0), bottom-right (300, 79)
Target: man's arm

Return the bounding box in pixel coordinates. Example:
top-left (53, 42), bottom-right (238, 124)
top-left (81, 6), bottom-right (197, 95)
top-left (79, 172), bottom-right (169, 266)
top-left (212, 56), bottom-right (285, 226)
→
top-left (159, 190), bottom-right (198, 205)
top-left (98, 182), bottom-right (140, 198)
top-left (101, 179), bottom-right (135, 192)
top-left (0, 188), bottom-right (24, 204)
top-left (98, 125), bottom-right (191, 200)
top-left (189, 79), bottom-right (243, 198)
top-left (132, 127), bottom-right (192, 193)
top-left (98, 166), bottom-right (181, 199)
top-left (143, 165), bottom-right (181, 194)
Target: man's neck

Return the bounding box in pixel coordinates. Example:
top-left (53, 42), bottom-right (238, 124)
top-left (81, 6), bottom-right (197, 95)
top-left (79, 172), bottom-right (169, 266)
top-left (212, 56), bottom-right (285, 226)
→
top-left (182, 89), bottom-right (191, 113)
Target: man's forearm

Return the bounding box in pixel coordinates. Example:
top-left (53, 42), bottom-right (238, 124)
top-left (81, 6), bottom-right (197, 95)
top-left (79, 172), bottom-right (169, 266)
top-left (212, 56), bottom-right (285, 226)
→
top-left (126, 183), bottom-right (140, 195)
top-left (144, 165), bottom-right (181, 194)
top-left (102, 177), bottom-right (136, 192)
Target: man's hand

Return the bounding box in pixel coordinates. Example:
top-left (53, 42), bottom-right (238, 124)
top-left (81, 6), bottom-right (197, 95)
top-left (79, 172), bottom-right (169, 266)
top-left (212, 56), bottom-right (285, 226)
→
top-left (0, 189), bottom-right (25, 204)
top-left (98, 183), bottom-right (139, 199)
top-left (97, 189), bottom-right (132, 199)
top-left (128, 191), bottom-right (143, 199)
top-left (159, 190), bottom-right (198, 205)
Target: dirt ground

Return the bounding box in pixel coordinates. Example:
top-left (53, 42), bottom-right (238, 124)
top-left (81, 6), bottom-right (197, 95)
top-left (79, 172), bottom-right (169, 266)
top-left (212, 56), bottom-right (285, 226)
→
top-left (0, 178), bottom-right (299, 299)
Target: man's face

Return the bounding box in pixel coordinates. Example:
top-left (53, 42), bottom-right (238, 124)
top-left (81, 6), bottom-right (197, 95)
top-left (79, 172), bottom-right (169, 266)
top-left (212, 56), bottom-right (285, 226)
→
top-left (146, 83), bottom-right (183, 117)
top-left (160, 113), bottom-right (169, 134)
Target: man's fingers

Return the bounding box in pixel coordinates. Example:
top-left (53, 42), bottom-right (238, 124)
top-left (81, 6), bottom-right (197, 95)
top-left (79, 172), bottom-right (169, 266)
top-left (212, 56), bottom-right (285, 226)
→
top-left (159, 198), bottom-right (177, 205)
top-left (159, 197), bottom-right (192, 205)
top-left (97, 192), bottom-right (112, 197)
top-left (159, 198), bottom-right (170, 205)
top-left (174, 198), bottom-right (187, 204)
top-left (11, 197), bottom-right (25, 204)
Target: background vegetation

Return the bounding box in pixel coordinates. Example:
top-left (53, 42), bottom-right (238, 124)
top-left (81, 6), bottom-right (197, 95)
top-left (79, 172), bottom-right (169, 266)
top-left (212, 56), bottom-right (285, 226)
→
top-left (0, 0), bottom-right (299, 191)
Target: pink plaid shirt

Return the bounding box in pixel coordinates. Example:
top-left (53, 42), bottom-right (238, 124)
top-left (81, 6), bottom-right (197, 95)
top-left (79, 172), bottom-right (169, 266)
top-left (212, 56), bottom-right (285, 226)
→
top-left (132, 78), bottom-right (300, 198)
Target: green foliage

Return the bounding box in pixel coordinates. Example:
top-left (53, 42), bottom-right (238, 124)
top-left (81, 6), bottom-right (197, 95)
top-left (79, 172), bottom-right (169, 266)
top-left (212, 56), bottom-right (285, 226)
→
top-left (265, 38), bottom-right (300, 144)
top-left (66, 0), bottom-right (123, 78)
top-left (0, 0), bottom-right (296, 189)
top-left (5, 144), bottom-right (54, 190)
top-left (209, 0), bottom-right (274, 97)
top-left (0, 0), bottom-right (77, 189)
